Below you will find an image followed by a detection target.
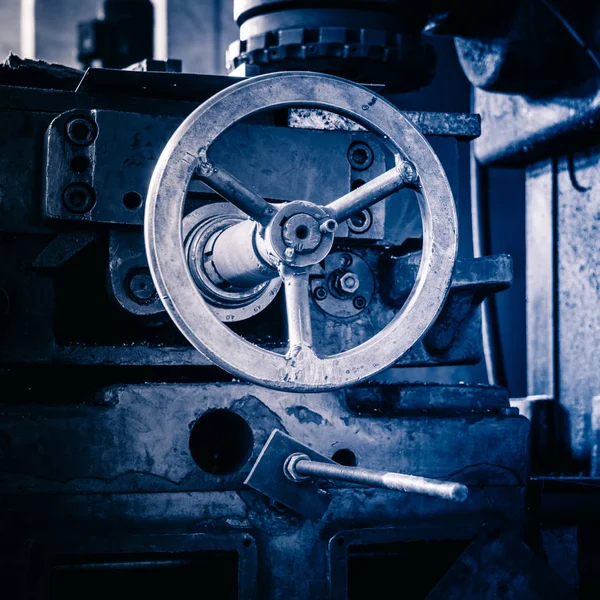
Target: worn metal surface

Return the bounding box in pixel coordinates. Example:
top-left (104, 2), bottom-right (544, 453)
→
top-left (228, 0), bottom-right (435, 92)
top-left (0, 382), bottom-right (528, 598)
top-left (145, 72), bottom-right (458, 391)
top-left (108, 230), bottom-right (163, 316)
top-left (289, 107), bottom-right (481, 140)
top-left (245, 430), bottom-right (334, 519)
top-left (248, 430), bottom-right (467, 519)
top-left (0, 383), bottom-right (528, 493)
top-left (346, 382), bottom-right (511, 415)
top-left (474, 82), bottom-right (600, 167)
top-left (44, 114), bottom-right (390, 226)
top-left (554, 149), bottom-right (600, 465)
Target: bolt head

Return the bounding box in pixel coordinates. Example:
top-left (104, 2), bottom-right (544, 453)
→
top-left (338, 272), bottom-right (360, 294)
top-left (353, 295), bottom-right (367, 310)
top-left (340, 254), bottom-right (353, 268)
top-left (313, 286), bottom-right (327, 301)
top-left (284, 247), bottom-right (295, 260)
top-left (127, 269), bottom-right (157, 304)
top-left (347, 143), bottom-right (374, 171)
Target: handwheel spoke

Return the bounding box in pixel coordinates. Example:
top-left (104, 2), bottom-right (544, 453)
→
top-left (196, 161), bottom-right (275, 226)
top-left (326, 163), bottom-right (412, 223)
top-left (282, 269), bottom-right (313, 351)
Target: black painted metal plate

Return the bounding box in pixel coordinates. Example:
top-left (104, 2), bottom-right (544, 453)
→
top-left (244, 430), bottom-right (335, 520)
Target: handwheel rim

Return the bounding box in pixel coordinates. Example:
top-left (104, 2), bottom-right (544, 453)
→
top-left (145, 72), bottom-right (457, 391)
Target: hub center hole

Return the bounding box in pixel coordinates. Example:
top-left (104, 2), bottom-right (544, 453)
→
top-left (296, 225), bottom-right (309, 239)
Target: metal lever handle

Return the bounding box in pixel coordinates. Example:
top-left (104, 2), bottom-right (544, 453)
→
top-left (284, 453), bottom-right (468, 503)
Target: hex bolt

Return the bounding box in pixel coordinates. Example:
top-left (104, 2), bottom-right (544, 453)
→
top-left (126, 269), bottom-right (157, 304)
top-left (62, 183), bottom-right (95, 214)
top-left (313, 286), bottom-right (328, 301)
top-left (347, 142), bottom-right (374, 171)
top-left (284, 247), bottom-right (296, 260)
top-left (338, 272), bottom-right (360, 295)
top-left (65, 116), bottom-right (96, 146)
top-left (353, 296), bottom-right (367, 310)
top-left (398, 159), bottom-right (418, 184)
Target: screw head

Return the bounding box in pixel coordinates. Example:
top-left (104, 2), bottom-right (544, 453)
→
top-left (63, 183), bottom-right (95, 214)
top-left (353, 295), bottom-right (367, 310)
top-left (340, 254), bottom-right (353, 268)
top-left (284, 247), bottom-right (295, 260)
top-left (126, 269), bottom-right (157, 304)
top-left (313, 286), bottom-right (327, 301)
top-left (347, 143), bottom-right (374, 171)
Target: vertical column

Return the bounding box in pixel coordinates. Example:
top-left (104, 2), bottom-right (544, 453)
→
top-left (525, 160), bottom-right (555, 399)
top-left (555, 150), bottom-right (600, 466)
top-left (152, 0), bottom-right (168, 61)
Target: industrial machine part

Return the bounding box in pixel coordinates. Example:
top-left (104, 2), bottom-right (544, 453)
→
top-left (227, 0), bottom-right (436, 91)
top-left (0, 53), bottom-right (533, 598)
top-left (246, 430), bottom-right (467, 519)
top-left (145, 71), bottom-right (457, 390)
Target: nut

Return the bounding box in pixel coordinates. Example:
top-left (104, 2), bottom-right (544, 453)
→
top-left (338, 273), bottom-right (360, 294)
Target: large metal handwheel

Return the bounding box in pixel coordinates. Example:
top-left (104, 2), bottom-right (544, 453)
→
top-left (145, 72), bottom-right (457, 391)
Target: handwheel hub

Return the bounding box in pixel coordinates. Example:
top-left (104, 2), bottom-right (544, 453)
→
top-left (265, 201), bottom-right (336, 268)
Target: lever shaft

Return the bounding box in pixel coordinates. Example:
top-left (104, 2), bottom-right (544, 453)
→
top-left (285, 453), bottom-right (468, 502)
